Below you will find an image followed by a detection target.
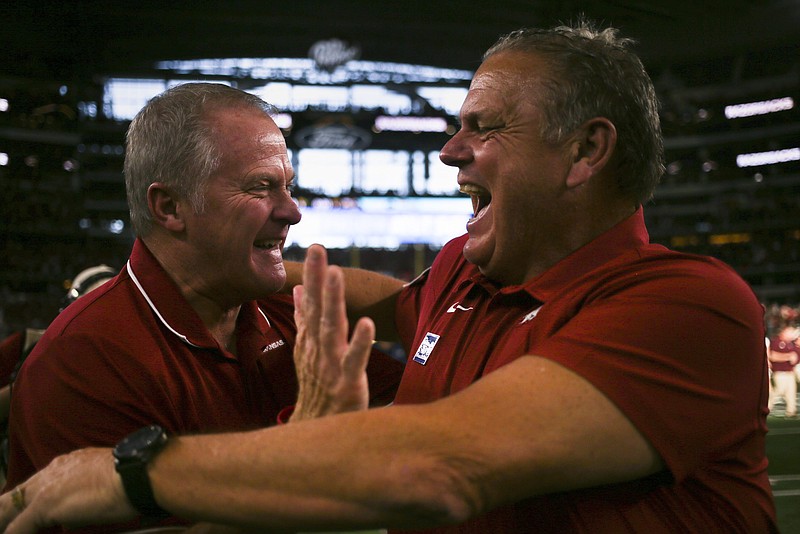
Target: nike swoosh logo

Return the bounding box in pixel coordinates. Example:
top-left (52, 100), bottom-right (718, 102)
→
top-left (447, 302), bottom-right (474, 313)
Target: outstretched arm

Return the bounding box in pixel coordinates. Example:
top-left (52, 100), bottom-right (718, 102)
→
top-left (284, 253), bottom-right (405, 342)
top-left (0, 358), bottom-right (661, 532)
top-left (768, 349), bottom-right (798, 364)
top-left (0, 361), bottom-right (661, 532)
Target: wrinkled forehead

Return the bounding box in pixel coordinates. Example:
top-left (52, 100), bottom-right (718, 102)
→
top-left (461, 52), bottom-right (548, 115)
top-left (469, 52), bottom-right (548, 96)
top-left (208, 108), bottom-right (293, 174)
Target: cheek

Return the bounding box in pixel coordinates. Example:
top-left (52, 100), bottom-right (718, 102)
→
top-left (226, 197), bottom-right (271, 223)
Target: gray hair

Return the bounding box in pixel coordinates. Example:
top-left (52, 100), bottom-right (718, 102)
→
top-left (484, 20), bottom-right (665, 204)
top-left (124, 82), bottom-right (275, 236)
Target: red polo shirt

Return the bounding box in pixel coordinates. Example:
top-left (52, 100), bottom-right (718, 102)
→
top-left (769, 337), bottom-right (799, 372)
top-left (7, 239), bottom-right (401, 489)
top-left (394, 209), bottom-right (775, 533)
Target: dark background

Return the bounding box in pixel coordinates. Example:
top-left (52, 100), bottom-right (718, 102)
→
top-left (3, 1), bottom-right (799, 78)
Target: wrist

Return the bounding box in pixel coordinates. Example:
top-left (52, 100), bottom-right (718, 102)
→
top-left (113, 425), bottom-right (170, 518)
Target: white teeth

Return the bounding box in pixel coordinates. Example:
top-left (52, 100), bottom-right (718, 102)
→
top-left (459, 184), bottom-right (488, 196)
top-left (459, 184), bottom-right (491, 215)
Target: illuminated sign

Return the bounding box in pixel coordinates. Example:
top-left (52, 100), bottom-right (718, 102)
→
top-left (309, 38), bottom-right (360, 72)
top-left (374, 115), bottom-right (448, 132)
top-left (156, 58), bottom-right (473, 85)
top-left (295, 122), bottom-right (372, 150)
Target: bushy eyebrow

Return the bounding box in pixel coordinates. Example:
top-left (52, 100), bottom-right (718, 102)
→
top-left (458, 107), bottom-right (502, 129)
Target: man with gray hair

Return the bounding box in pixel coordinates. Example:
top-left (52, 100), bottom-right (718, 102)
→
top-left (3, 83), bottom-right (401, 530)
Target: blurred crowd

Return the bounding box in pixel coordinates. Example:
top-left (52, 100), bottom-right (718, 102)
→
top-left (766, 302), bottom-right (800, 337)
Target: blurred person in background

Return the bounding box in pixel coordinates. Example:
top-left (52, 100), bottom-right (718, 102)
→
top-left (768, 324), bottom-right (799, 418)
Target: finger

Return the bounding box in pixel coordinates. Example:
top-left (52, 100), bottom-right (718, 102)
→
top-left (292, 285), bottom-right (305, 333)
top-left (292, 285), bottom-right (310, 376)
top-left (301, 245), bottom-right (328, 341)
top-left (0, 494), bottom-right (17, 532)
top-left (3, 484), bottom-right (45, 534)
top-left (320, 266), bottom-right (349, 353)
top-left (343, 317), bottom-right (375, 380)
top-left (5, 505), bottom-right (40, 534)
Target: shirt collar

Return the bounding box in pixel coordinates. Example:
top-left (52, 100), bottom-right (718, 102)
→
top-left (126, 239), bottom-right (271, 353)
top-left (524, 207), bottom-right (649, 301)
top-left (467, 208), bottom-right (649, 302)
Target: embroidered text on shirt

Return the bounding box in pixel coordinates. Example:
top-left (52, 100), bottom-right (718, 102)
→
top-left (262, 339), bottom-right (286, 352)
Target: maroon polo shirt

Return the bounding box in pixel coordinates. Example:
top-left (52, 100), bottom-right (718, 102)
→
top-left (769, 337), bottom-right (799, 372)
top-left (6, 238), bottom-right (401, 491)
top-left (394, 208), bottom-right (775, 533)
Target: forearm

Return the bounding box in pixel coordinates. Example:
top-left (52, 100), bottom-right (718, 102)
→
top-left (285, 260), bottom-right (404, 341)
top-left (341, 267), bottom-right (404, 342)
top-left (151, 407), bottom-right (474, 531)
top-left (768, 350), bottom-right (796, 363)
top-left (0, 357), bottom-right (661, 533)
top-left (150, 359), bottom-right (661, 531)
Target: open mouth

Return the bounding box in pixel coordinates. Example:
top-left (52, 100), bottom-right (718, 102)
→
top-left (254, 240), bottom-right (280, 250)
top-left (459, 184), bottom-right (492, 217)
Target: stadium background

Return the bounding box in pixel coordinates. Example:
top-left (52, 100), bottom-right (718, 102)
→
top-left (1, 1), bottom-right (799, 530)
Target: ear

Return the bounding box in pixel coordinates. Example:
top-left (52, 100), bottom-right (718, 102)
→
top-left (147, 182), bottom-right (186, 232)
top-left (565, 117), bottom-right (617, 189)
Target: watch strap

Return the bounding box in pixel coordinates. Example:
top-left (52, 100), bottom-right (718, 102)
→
top-left (115, 460), bottom-right (170, 518)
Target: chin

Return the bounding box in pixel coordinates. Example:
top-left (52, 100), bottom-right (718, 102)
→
top-left (262, 276), bottom-right (286, 294)
top-left (249, 267), bottom-right (285, 294)
top-left (475, 258), bottom-right (519, 286)
top-left (462, 243), bottom-right (492, 271)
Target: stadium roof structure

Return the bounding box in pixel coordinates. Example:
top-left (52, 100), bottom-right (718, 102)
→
top-left (3, 0), bottom-right (799, 80)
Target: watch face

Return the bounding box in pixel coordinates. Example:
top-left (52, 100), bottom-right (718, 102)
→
top-left (115, 425), bottom-right (167, 459)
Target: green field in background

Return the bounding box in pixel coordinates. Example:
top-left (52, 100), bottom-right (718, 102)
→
top-left (767, 408), bottom-right (800, 533)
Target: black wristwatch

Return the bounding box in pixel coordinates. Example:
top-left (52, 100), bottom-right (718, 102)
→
top-left (113, 425), bottom-right (170, 518)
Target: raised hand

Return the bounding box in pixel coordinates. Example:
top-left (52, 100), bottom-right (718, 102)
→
top-left (289, 244), bottom-right (375, 422)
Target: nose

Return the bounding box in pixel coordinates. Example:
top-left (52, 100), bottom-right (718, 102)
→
top-left (276, 191), bottom-right (302, 226)
top-left (439, 129), bottom-right (471, 168)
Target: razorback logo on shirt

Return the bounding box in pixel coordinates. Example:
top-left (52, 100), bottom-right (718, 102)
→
top-left (520, 305), bottom-right (543, 324)
top-left (412, 332), bottom-right (440, 365)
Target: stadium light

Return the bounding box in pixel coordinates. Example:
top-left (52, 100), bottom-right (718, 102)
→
top-left (736, 147), bottom-right (800, 168)
top-left (724, 97), bottom-right (794, 119)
